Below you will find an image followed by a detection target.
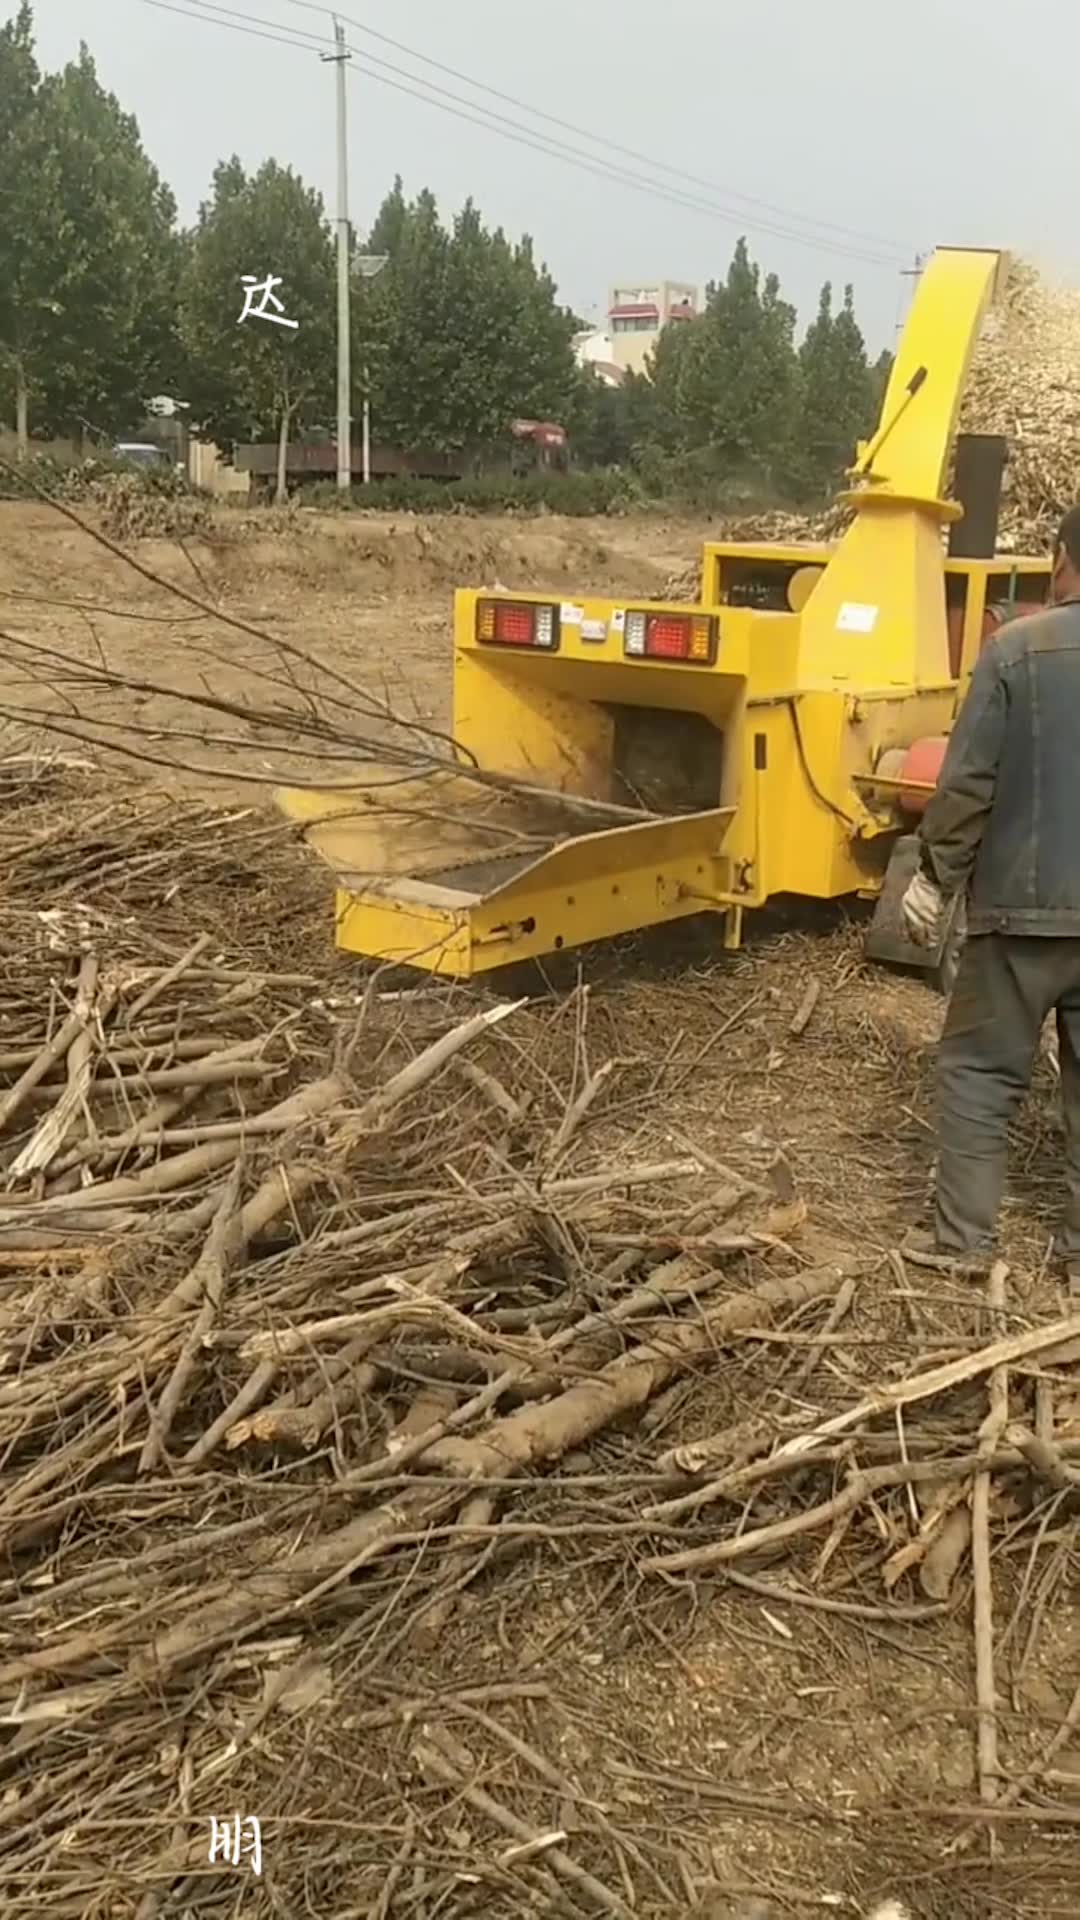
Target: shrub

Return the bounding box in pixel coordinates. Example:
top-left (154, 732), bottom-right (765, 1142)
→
top-left (295, 468), bottom-right (645, 516)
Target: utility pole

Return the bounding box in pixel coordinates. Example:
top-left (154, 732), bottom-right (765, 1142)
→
top-left (895, 250), bottom-right (924, 340)
top-left (323, 21), bottom-right (352, 493)
top-left (356, 254), bottom-right (389, 484)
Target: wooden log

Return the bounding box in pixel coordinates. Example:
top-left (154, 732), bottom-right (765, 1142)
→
top-left (0, 980), bottom-right (118, 1137)
top-left (138, 1166), bottom-right (244, 1471)
top-left (765, 1310), bottom-right (1080, 1463)
top-left (421, 1262), bottom-right (852, 1480)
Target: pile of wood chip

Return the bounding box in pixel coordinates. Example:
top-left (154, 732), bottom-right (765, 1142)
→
top-left (960, 258), bottom-right (1080, 550)
top-left (662, 510), bottom-right (834, 602)
top-left (664, 258), bottom-right (1080, 601)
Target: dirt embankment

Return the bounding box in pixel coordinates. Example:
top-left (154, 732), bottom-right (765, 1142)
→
top-left (0, 497), bottom-right (710, 608)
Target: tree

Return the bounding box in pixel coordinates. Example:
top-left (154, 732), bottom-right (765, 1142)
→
top-left (0, 16), bottom-right (180, 448)
top-left (360, 185), bottom-right (578, 457)
top-left (616, 367), bottom-right (668, 459)
top-left (0, 3), bottom-right (59, 448)
top-left (646, 239), bottom-right (799, 490)
top-left (791, 281), bottom-right (875, 497)
top-left (567, 367), bottom-right (633, 468)
top-left (870, 346), bottom-right (894, 419)
top-left (501, 233), bottom-right (579, 429)
top-left (624, 245), bottom-right (885, 503)
top-left (33, 46), bottom-right (181, 438)
top-left (179, 157), bottom-right (336, 500)
top-left (367, 174), bottom-right (409, 258)
top-left (358, 187), bottom-right (454, 451)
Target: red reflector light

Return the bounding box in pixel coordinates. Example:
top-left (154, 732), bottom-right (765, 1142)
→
top-left (494, 603), bottom-right (535, 645)
top-left (623, 609), bottom-right (717, 664)
top-left (646, 616), bottom-right (691, 659)
top-left (475, 599), bottom-right (559, 650)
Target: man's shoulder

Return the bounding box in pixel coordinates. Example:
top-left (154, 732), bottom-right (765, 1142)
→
top-left (990, 600), bottom-right (1080, 668)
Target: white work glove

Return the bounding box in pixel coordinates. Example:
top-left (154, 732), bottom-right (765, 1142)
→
top-left (901, 868), bottom-right (944, 948)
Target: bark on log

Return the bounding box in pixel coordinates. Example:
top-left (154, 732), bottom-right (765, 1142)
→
top-left (421, 1262), bottom-right (852, 1480)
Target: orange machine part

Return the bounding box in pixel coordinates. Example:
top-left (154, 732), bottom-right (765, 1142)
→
top-left (897, 736), bottom-right (948, 817)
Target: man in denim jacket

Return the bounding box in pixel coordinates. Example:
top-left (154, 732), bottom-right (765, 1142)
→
top-left (902, 506), bottom-right (1080, 1277)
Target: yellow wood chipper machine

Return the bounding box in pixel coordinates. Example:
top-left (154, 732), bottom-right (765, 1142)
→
top-left (279, 247), bottom-right (1050, 984)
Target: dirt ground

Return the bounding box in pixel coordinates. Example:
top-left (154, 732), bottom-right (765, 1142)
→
top-left (1, 500), bottom-right (1079, 1918)
top-left (0, 500), bottom-right (708, 788)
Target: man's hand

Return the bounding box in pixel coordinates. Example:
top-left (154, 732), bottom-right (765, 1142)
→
top-left (901, 869), bottom-right (945, 947)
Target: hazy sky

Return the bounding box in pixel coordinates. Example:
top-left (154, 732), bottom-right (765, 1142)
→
top-left (27, 0), bottom-right (1077, 352)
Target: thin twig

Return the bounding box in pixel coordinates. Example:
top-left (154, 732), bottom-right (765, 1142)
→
top-left (971, 1261), bottom-right (1009, 1844)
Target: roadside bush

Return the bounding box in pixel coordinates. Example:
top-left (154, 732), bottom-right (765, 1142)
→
top-left (630, 445), bottom-right (807, 515)
top-left (0, 449), bottom-right (162, 502)
top-left (289, 460), bottom-right (806, 522)
top-left (297, 468), bottom-right (645, 516)
top-left (82, 469), bottom-right (210, 541)
top-left (0, 451), bottom-right (210, 539)
top-left (0, 450), bottom-right (81, 499)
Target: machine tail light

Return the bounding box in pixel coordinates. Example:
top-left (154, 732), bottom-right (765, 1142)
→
top-left (476, 599), bottom-right (560, 650)
top-left (623, 609), bottom-right (716, 664)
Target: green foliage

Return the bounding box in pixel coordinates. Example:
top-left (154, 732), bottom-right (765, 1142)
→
top-left (359, 184), bottom-right (578, 456)
top-left (585, 239), bottom-right (885, 508)
top-left (0, 448), bottom-right (76, 499)
top-left (367, 173), bottom-right (409, 257)
top-left (36, 50), bottom-right (181, 435)
top-left (0, 2), bottom-right (54, 439)
top-left (299, 469), bottom-right (642, 516)
top-left (644, 240), bottom-right (800, 489)
top-left (870, 347), bottom-right (894, 418)
top-left (788, 282), bottom-right (876, 497)
top-left (630, 445), bottom-right (781, 513)
top-left (0, 13), bottom-right (180, 443)
top-left (565, 367), bottom-right (633, 468)
top-left (0, 446), bottom-right (185, 501)
top-left (0, 16), bottom-right (887, 513)
top-left (178, 157), bottom-right (336, 449)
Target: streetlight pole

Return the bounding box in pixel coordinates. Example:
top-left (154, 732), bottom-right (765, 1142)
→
top-left (355, 254), bottom-right (389, 486)
top-left (324, 21), bottom-right (352, 493)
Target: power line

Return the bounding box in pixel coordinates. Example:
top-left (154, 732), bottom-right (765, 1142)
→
top-left (145, 0), bottom-right (318, 53)
top-left (342, 51), bottom-right (902, 265)
top-left (278, 0), bottom-right (908, 261)
top-left (143, 0), bottom-right (903, 269)
top-left (161, 0), bottom-right (906, 267)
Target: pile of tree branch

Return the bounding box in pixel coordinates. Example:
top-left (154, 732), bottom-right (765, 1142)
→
top-left (0, 476), bottom-right (667, 879)
top-left (0, 752), bottom-right (800, 1914)
top-left (1, 754), bottom-right (1078, 1918)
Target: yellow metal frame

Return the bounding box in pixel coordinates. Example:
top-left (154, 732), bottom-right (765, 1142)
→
top-left (280, 247), bottom-right (1052, 977)
top-left (944, 556), bottom-right (1052, 684)
top-left (332, 808), bottom-right (737, 975)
